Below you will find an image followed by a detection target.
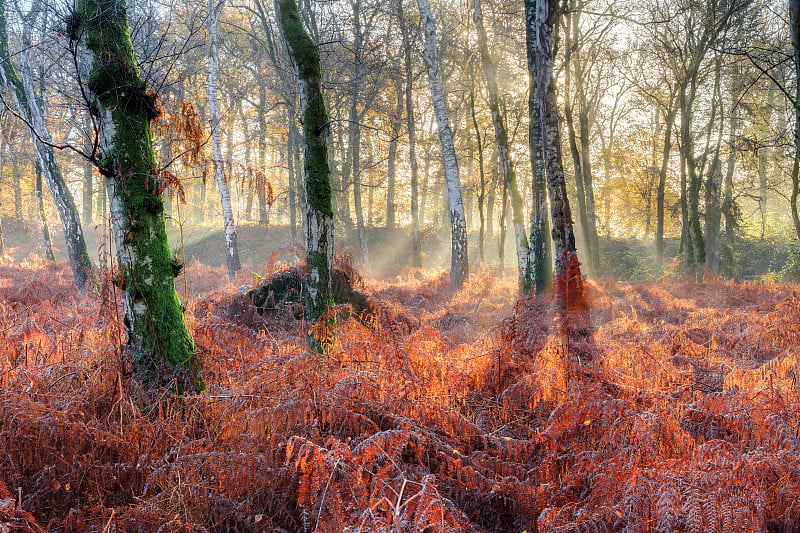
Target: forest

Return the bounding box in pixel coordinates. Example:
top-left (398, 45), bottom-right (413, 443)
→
top-left (2, 0), bottom-right (800, 530)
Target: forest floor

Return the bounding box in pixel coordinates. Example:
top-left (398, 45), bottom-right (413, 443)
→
top-left (2, 254), bottom-right (800, 531)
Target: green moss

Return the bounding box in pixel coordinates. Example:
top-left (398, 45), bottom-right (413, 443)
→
top-left (75, 0), bottom-right (200, 391)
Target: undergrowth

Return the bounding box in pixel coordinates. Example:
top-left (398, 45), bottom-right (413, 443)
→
top-left (2, 256), bottom-right (800, 531)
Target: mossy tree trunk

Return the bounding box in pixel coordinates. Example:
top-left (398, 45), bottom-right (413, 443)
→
top-left (0, 0), bottom-right (92, 287)
top-left (524, 0), bottom-right (552, 292)
top-left (208, 0), bottom-right (241, 279)
top-left (73, 0), bottom-right (200, 391)
top-left (416, 0), bottom-right (469, 288)
top-left (276, 0), bottom-right (335, 324)
top-left (473, 0), bottom-right (531, 293)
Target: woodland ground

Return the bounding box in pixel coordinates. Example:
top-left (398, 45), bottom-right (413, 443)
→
top-left (2, 249), bottom-right (800, 531)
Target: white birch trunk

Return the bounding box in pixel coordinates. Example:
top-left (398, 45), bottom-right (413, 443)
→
top-left (16, 24), bottom-right (91, 285)
top-left (474, 0), bottom-right (530, 292)
top-left (208, 0), bottom-right (241, 279)
top-left (416, 0), bottom-right (468, 288)
top-left (533, 0), bottom-right (576, 277)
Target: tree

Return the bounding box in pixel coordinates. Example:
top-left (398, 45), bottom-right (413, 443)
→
top-left (0, 0), bottom-right (92, 287)
top-left (531, 0), bottom-right (577, 277)
top-left (416, 0), bottom-right (468, 288)
top-left (398, 0), bottom-right (422, 268)
top-left (208, 0), bottom-right (242, 279)
top-left (275, 0), bottom-right (335, 325)
top-left (473, 0), bottom-right (531, 292)
top-left (791, 0), bottom-right (800, 242)
top-left (524, 0), bottom-right (552, 292)
top-left (72, 0), bottom-right (200, 391)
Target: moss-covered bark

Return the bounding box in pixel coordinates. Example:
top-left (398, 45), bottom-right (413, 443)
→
top-left (276, 0), bottom-right (335, 329)
top-left (73, 0), bottom-right (200, 391)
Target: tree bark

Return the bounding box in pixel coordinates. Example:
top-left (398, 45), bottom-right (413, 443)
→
top-left (35, 160), bottom-right (55, 261)
top-left (208, 0), bottom-right (241, 279)
top-left (258, 82), bottom-right (269, 226)
top-left (416, 0), bottom-right (468, 288)
top-left (757, 82), bottom-right (776, 239)
top-left (469, 90), bottom-right (487, 264)
top-left (563, 10), bottom-right (592, 276)
top-left (791, 0), bottom-right (800, 242)
top-left (0, 0), bottom-right (92, 287)
top-left (524, 0), bottom-right (552, 292)
top-left (473, 0), bottom-right (531, 292)
top-left (399, 0), bottom-right (422, 268)
top-left (386, 80), bottom-right (403, 229)
top-left (533, 0), bottom-right (577, 278)
top-left (656, 96), bottom-right (677, 265)
top-left (276, 0), bottom-right (335, 325)
top-left (74, 0), bottom-right (200, 391)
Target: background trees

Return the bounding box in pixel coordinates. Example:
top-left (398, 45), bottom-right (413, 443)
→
top-left (0, 0), bottom-right (798, 291)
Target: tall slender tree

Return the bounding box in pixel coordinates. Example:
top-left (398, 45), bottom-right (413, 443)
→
top-left (524, 0), bottom-right (552, 292)
top-left (473, 0), bottom-right (531, 292)
top-left (0, 0), bottom-right (92, 287)
top-left (276, 0), bottom-right (335, 325)
top-left (208, 0), bottom-right (241, 279)
top-left (531, 0), bottom-right (577, 277)
top-left (416, 0), bottom-right (468, 288)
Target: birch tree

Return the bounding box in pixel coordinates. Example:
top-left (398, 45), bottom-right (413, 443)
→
top-left (531, 0), bottom-right (577, 277)
top-left (399, 0), bottom-right (422, 268)
top-left (416, 0), bottom-right (468, 288)
top-left (275, 0), bottom-right (335, 324)
top-left (72, 0), bottom-right (200, 391)
top-left (524, 0), bottom-right (552, 292)
top-left (208, 0), bottom-right (241, 279)
top-left (473, 0), bottom-right (531, 292)
top-left (0, 0), bottom-right (92, 287)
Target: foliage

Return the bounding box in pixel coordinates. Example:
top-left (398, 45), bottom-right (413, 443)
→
top-left (3, 259), bottom-right (800, 531)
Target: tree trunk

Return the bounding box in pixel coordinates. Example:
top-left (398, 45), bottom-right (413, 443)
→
top-left (563, 10), bottom-right (592, 276)
top-left (0, 1), bottom-right (92, 287)
top-left (704, 57), bottom-right (724, 273)
top-left (288, 107), bottom-right (298, 241)
top-left (656, 97), bottom-right (677, 265)
top-left (35, 160), bottom-right (55, 261)
top-left (791, 0), bottom-right (800, 242)
top-left (348, 0), bottom-right (369, 266)
top-left (681, 77), bottom-right (705, 271)
top-left (386, 81), bottom-right (403, 229)
top-left (572, 10), bottom-right (599, 273)
top-left (723, 95), bottom-right (738, 237)
top-left (83, 154), bottom-right (93, 227)
top-left (416, 0), bottom-right (469, 288)
top-left (11, 152), bottom-right (21, 221)
top-left (758, 82), bottom-right (776, 239)
top-left (533, 0), bottom-right (577, 277)
top-left (469, 90), bottom-right (487, 264)
top-left (473, 0), bottom-right (531, 291)
top-left (524, 0), bottom-right (552, 292)
top-left (258, 83), bottom-right (269, 226)
top-left (74, 0), bottom-right (200, 391)
top-left (208, 0), bottom-right (241, 279)
top-left (399, 0), bottom-right (421, 268)
top-left (276, 0), bottom-right (335, 326)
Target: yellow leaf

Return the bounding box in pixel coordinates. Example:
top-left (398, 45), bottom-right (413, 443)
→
top-left (65, 483), bottom-right (70, 492)
top-left (584, 420), bottom-right (591, 425)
